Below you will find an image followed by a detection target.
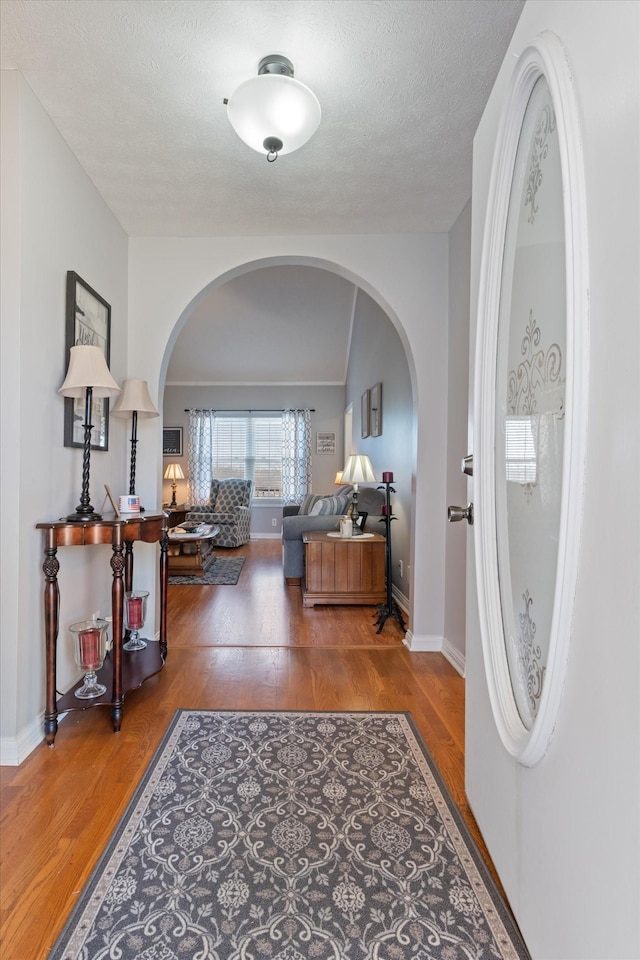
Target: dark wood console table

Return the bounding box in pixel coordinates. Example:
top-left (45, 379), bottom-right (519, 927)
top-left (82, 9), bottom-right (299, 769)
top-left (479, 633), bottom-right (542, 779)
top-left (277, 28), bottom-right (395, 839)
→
top-left (36, 512), bottom-right (171, 746)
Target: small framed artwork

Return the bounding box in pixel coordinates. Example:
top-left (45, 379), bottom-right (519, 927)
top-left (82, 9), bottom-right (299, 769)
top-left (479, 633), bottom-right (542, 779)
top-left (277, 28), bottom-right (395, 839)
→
top-left (370, 382), bottom-right (383, 437)
top-left (64, 271), bottom-right (111, 450)
top-left (163, 427), bottom-right (183, 456)
top-left (316, 431), bottom-right (336, 455)
top-left (354, 511), bottom-right (368, 532)
top-left (361, 389), bottom-right (370, 438)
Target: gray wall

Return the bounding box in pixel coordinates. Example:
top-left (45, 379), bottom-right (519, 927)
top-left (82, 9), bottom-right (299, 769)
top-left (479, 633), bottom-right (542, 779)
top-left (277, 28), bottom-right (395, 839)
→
top-left (163, 383), bottom-right (346, 535)
top-left (345, 289), bottom-right (413, 602)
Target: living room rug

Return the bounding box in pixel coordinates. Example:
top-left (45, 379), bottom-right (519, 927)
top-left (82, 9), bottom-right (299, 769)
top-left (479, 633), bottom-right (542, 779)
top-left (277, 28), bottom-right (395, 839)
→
top-left (168, 555), bottom-right (245, 585)
top-left (50, 711), bottom-right (529, 960)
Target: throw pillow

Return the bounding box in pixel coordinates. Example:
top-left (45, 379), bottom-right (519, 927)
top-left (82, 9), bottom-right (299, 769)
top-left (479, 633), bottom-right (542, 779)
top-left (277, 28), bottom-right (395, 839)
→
top-left (309, 493), bottom-right (350, 516)
top-left (298, 493), bottom-right (323, 516)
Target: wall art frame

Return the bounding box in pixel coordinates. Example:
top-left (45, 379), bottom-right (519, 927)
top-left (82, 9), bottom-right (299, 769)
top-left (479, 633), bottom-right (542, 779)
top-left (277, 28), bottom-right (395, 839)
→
top-left (361, 390), bottom-right (370, 438)
top-left (474, 32), bottom-right (589, 766)
top-left (370, 382), bottom-right (382, 437)
top-left (316, 432), bottom-right (336, 455)
top-left (64, 271), bottom-right (112, 450)
top-left (163, 427), bottom-right (183, 457)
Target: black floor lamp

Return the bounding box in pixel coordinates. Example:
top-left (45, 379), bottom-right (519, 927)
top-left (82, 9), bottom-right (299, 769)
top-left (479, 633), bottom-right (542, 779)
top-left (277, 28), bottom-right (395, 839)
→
top-left (58, 345), bottom-right (121, 522)
top-left (111, 379), bottom-right (159, 507)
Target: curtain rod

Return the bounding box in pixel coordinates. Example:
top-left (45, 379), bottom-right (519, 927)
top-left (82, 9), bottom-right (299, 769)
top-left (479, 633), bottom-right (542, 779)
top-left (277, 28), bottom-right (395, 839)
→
top-left (184, 408), bottom-right (315, 413)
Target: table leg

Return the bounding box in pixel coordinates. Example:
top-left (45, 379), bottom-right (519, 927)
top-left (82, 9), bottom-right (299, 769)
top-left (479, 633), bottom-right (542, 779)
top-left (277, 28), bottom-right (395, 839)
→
top-left (159, 525), bottom-right (168, 661)
top-left (43, 530), bottom-right (60, 746)
top-left (110, 530), bottom-right (125, 732)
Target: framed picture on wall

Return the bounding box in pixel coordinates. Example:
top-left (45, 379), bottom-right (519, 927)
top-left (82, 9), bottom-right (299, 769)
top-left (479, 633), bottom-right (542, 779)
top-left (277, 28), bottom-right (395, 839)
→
top-left (163, 427), bottom-right (183, 456)
top-left (361, 389), bottom-right (370, 438)
top-left (316, 432), bottom-right (336, 455)
top-left (64, 271), bottom-right (112, 450)
top-left (370, 382), bottom-right (382, 437)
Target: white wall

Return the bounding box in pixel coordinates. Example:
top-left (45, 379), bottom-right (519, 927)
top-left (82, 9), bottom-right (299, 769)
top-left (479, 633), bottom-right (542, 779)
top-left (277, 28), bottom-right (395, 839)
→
top-left (345, 288), bottom-right (414, 605)
top-left (0, 71), bottom-right (129, 762)
top-left (444, 201), bottom-right (471, 673)
top-left (466, 3), bottom-right (639, 957)
top-left (128, 239), bottom-right (449, 649)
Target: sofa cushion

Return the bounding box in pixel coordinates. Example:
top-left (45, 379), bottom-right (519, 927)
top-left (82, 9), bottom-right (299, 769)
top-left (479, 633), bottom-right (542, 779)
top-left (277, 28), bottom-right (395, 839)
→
top-left (309, 493), bottom-right (350, 516)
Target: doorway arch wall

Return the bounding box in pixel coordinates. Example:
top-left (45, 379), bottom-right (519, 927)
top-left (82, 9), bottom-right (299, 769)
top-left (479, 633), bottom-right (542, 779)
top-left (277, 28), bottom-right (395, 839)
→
top-left (128, 234), bottom-right (449, 645)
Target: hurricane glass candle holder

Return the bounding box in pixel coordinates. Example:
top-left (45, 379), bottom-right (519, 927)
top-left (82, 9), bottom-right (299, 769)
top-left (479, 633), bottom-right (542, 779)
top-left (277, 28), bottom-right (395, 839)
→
top-left (69, 619), bottom-right (109, 699)
top-left (124, 590), bottom-right (149, 651)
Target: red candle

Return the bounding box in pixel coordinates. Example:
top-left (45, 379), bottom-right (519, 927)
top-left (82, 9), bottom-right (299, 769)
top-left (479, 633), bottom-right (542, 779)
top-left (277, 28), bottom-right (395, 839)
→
top-left (127, 596), bottom-right (144, 630)
top-left (382, 471), bottom-right (394, 483)
top-left (78, 628), bottom-right (101, 671)
top-left (382, 504), bottom-right (393, 515)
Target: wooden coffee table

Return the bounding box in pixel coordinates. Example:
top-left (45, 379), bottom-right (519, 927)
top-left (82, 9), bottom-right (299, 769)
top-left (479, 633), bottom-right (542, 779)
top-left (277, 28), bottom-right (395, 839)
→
top-left (301, 530), bottom-right (386, 606)
top-left (167, 524), bottom-right (220, 577)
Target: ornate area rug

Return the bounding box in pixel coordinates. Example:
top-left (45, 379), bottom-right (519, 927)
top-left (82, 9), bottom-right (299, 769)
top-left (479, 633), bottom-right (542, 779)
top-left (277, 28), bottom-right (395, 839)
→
top-left (168, 556), bottom-right (245, 585)
top-left (50, 711), bottom-right (529, 959)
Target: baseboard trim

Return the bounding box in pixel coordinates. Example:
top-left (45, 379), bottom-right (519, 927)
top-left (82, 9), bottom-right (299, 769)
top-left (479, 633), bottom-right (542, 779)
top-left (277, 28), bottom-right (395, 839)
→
top-left (0, 710), bottom-right (50, 765)
top-left (249, 533), bottom-right (281, 540)
top-left (402, 633), bottom-right (444, 652)
top-left (442, 638), bottom-right (466, 676)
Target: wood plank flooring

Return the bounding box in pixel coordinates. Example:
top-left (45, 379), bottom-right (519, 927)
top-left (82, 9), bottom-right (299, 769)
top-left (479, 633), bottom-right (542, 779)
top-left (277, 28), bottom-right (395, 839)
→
top-left (0, 539), bottom-right (498, 960)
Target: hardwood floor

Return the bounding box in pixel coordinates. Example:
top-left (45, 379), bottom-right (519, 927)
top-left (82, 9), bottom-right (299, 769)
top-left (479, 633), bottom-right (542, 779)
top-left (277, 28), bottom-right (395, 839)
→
top-left (0, 539), bottom-right (498, 959)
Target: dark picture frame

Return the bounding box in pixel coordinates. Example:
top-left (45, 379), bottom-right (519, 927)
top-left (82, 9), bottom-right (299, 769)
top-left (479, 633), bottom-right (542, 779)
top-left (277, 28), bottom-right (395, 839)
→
top-left (64, 271), bottom-right (112, 450)
top-left (163, 427), bottom-right (183, 456)
top-left (354, 511), bottom-right (368, 532)
top-left (370, 382), bottom-right (383, 437)
top-left (361, 389), bottom-right (370, 438)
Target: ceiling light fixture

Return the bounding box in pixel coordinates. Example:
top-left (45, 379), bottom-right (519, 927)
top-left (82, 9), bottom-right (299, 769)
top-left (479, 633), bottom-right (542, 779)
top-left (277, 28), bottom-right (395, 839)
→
top-left (224, 55), bottom-right (321, 162)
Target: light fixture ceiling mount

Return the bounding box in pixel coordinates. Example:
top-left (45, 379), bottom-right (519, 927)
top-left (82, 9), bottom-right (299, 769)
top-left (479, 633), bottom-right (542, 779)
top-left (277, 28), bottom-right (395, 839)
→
top-left (225, 54), bottom-right (321, 162)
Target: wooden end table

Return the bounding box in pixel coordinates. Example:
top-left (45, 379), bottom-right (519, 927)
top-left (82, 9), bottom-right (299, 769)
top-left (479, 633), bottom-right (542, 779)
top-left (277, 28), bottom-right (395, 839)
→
top-left (302, 530), bottom-right (387, 607)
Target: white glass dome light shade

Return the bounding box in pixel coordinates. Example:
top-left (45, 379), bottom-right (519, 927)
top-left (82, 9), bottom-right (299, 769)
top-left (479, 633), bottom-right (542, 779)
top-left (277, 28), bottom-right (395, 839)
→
top-left (226, 72), bottom-right (321, 157)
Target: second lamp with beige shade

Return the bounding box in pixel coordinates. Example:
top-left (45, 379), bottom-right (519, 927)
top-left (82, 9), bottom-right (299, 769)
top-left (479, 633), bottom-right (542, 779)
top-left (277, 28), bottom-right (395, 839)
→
top-left (164, 463), bottom-right (185, 508)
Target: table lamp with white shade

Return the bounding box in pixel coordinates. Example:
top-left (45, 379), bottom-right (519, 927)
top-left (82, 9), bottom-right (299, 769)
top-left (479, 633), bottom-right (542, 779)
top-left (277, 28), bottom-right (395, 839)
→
top-left (340, 454), bottom-right (376, 534)
top-left (58, 345), bottom-right (121, 522)
top-left (111, 379), bottom-right (159, 505)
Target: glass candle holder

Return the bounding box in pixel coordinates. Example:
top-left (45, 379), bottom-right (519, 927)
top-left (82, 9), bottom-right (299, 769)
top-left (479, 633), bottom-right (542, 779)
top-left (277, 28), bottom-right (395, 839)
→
top-left (124, 590), bottom-right (149, 651)
top-left (69, 619), bottom-right (109, 699)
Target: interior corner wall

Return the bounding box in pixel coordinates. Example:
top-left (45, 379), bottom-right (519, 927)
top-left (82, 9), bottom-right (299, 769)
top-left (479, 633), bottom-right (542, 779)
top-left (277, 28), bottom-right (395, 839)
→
top-left (466, 3), bottom-right (640, 957)
top-left (344, 289), bottom-right (414, 601)
top-left (0, 71), bottom-right (129, 763)
top-left (443, 201), bottom-right (471, 671)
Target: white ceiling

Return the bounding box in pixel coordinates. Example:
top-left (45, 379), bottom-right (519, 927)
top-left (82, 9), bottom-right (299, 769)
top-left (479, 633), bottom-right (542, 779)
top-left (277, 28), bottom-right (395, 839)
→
top-left (1, 0), bottom-right (524, 383)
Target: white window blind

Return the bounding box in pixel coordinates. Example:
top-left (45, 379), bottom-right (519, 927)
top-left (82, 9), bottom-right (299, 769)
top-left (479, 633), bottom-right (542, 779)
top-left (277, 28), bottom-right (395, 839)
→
top-left (213, 414), bottom-right (283, 498)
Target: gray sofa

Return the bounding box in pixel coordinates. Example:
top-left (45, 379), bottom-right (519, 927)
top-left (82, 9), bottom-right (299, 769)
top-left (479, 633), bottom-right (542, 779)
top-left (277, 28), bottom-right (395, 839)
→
top-left (282, 486), bottom-right (386, 582)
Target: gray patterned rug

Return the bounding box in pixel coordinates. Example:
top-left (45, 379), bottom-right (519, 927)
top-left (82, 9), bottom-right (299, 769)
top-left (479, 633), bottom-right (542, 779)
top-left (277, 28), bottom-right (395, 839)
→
top-left (168, 556), bottom-right (245, 585)
top-left (50, 711), bottom-right (529, 960)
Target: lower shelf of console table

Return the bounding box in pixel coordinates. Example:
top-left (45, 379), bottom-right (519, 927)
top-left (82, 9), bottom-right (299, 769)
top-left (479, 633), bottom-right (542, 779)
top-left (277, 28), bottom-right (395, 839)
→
top-left (56, 643), bottom-right (164, 716)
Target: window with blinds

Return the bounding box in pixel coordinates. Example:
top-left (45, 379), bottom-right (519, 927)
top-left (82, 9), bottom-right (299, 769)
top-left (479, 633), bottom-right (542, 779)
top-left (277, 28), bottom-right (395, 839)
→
top-left (212, 414), bottom-right (283, 498)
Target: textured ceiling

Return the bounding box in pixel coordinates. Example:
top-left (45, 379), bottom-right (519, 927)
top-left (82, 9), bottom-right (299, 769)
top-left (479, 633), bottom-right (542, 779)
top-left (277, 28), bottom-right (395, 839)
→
top-left (1, 0), bottom-right (524, 237)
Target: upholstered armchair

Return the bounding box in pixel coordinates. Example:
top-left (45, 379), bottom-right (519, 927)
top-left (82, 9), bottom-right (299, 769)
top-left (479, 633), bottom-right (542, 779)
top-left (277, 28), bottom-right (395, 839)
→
top-left (186, 478), bottom-right (252, 548)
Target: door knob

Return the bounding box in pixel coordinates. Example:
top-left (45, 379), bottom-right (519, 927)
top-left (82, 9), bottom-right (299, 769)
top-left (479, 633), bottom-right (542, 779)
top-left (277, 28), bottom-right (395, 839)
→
top-left (461, 454), bottom-right (474, 477)
top-left (448, 503), bottom-right (474, 525)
